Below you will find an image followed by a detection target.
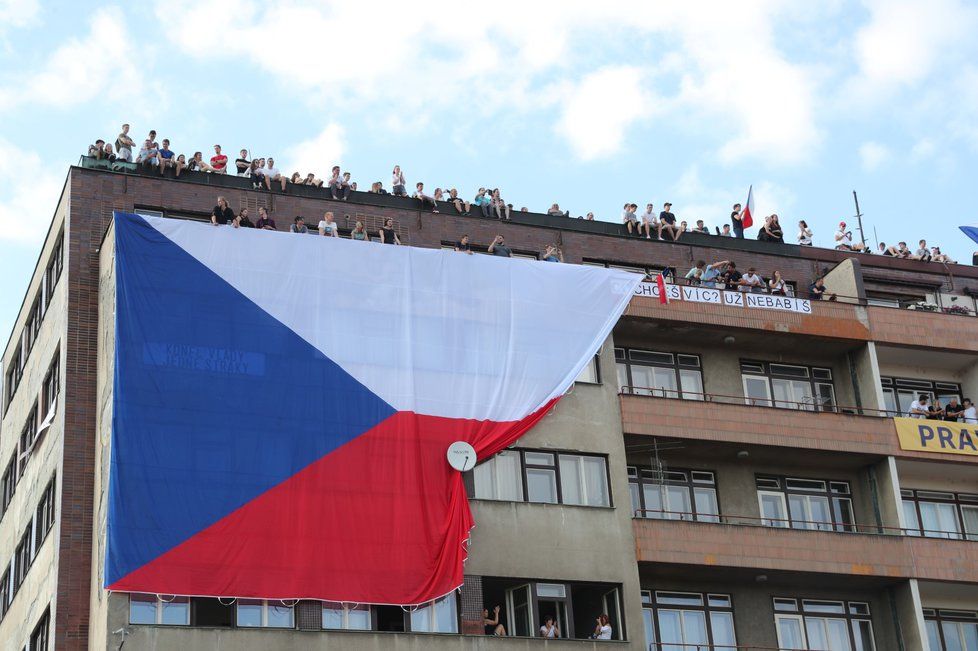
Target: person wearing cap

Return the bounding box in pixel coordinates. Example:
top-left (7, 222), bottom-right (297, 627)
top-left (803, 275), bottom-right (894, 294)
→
top-left (834, 221), bottom-right (865, 252)
top-left (658, 202), bottom-right (681, 241)
top-left (88, 139), bottom-right (106, 158)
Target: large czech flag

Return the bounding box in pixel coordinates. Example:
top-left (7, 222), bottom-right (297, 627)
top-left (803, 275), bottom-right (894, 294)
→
top-left (105, 212), bottom-right (641, 606)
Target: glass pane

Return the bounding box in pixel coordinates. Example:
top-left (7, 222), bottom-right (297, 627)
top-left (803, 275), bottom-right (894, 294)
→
top-left (511, 585), bottom-right (531, 637)
top-left (882, 389), bottom-right (897, 415)
top-left (160, 599), bottom-right (190, 626)
top-left (778, 616), bottom-right (807, 650)
top-left (852, 619), bottom-right (876, 651)
top-left (323, 605), bottom-right (344, 629)
top-left (631, 366), bottom-right (657, 396)
top-left (826, 618), bottom-right (853, 650)
top-left (962, 506), bottom-right (978, 541)
top-left (526, 469), bottom-right (557, 504)
top-left (524, 452), bottom-right (554, 466)
top-left (657, 610), bottom-right (684, 651)
top-left (496, 451), bottom-right (523, 501)
top-left (651, 367), bottom-right (679, 399)
top-left (237, 601), bottom-right (263, 627)
top-left (921, 502), bottom-right (962, 539)
top-left (267, 604), bottom-right (293, 628)
top-left (963, 622), bottom-right (978, 651)
top-left (760, 492), bottom-right (788, 527)
top-left (903, 500), bottom-right (921, 535)
top-left (616, 363), bottom-right (628, 392)
top-left (694, 488), bottom-right (720, 523)
top-left (410, 603), bottom-right (432, 632)
top-left (682, 610), bottom-right (709, 646)
top-left (711, 611), bottom-right (737, 649)
top-left (943, 621), bottom-right (965, 651)
top-left (576, 357), bottom-right (598, 383)
top-left (808, 496), bottom-right (833, 531)
top-left (348, 606), bottom-right (371, 630)
top-left (643, 609), bottom-right (656, 648)
top-left (583, 456), bottom-right (610, 507)
top-left (816, 383), bottom-right (836, 410)
top-left (630, 483), bottom-right (642, 516)
top-left (805, 617), bottom-right (830, 650)
top-left (558, 456), bottom-right (583, 505)
top-left (434, 594), bottom-right (457, 633)
top-left (536, 583), bottom-right (566, 598)
top-left (644, 484), bottom-right (664, 518)
top-left (666, 485), bottom-right (692, 520)
top-left (834, 498), bottom-right (856, 532)
top-left (925, 620), bottom-right (942, 651)
top-left (679, 369), bottom-right (703, 400)
top-left (744, 376), bottom-right (772, 406)
top-left (789, 494), bottom-right (810, 529)
top-left (129, 595), bottom-right (157, 625)
top-left (473, 461), bottom-right (495, 499)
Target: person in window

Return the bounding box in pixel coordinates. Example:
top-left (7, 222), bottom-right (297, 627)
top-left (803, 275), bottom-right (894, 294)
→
top-left (738, 266), bottom-right (764, 292)
top-left (318, 211), bottom-right (339, 237)
top-left (685, 260), bottom-right (706, 285)
top-left (211, 196), bottom-right (235, 226)
top-left (592, 614), bottom-right (612, 640)
top-left (448, 188), bottom-right (471, 216)
top-left (455, 234), bottom-right (473, 254)
top-left (488, 235), bottom-right (512, 257)
top-left (483, 606), bottom-right (505, 636)
top-left (963, 398), bottom-right (977, 424)
top-left (379, 218), bottom-right (400, 245)
top-left (490, 188), bottom-right (511, 220)
top-left (391, 165), bottom-right (407, 196)
top-left (769, 270), bottom-right (787, 295)
top-left (908, 394), bottom-right (930, 418)
top-left (234, 208), bottom-right (254, 228)
top-left (539, 616), bottom-right (560, 638)
top-left (473, 188), bottom-right (492, 218)
top-left (944, 397), bottom-right (965, 422)
top-left (350, 220), bottom-right (368, 241)
top-left (235, 149), bottom-right (250, 175)
top-left (290, 216), bottom-right (308, 233)
top-left (658, 203), bottom-right (681, 241)
top-left (256, 206), bottom-right (277, 231)
top-left (797, 220), bottom-right (813, 246)
top-left (543, 245), bottom-right (563, 262)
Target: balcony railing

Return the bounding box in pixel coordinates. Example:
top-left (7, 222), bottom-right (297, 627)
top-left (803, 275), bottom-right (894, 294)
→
top-left (619, 387), bottom-right (896, 418)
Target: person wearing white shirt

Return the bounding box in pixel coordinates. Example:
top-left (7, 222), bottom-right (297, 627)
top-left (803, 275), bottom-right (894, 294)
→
top-left (318, 211), bottom-right (339, 237)
top-left (798, 220), bottom-right (813, 246)
top-left (391, 165), bottom-right (407, 196)
top-left (963, 399), bottom-right (977, 424)
top-left (593, 615), bottom-right (612, 640)
top-left (738, 267), bottom-right (764, 293)
top-left (908, 395), bottom-right (930, 418)
top-left (640, 203), bottom-right (657, 239)
top-left (263, 157), bottom-right (287, 192)
top-left (539, 617), bottom-right (559, 638)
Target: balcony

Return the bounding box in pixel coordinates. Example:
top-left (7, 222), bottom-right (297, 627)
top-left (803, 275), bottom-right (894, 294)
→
top-left (867, 304), bottom-right (978, 351)
top-left (621, 391), bottom-right (978, 464)
top-left (633, 517), bottom-right (978, 583)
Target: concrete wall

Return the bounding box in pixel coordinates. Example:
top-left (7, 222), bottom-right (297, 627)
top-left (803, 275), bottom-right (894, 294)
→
top-left (0, 196), bottom-right (67, 651)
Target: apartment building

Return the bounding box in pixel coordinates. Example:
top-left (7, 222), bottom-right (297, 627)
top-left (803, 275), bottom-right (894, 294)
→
top-left (1, 158), bottom-right (977, 650)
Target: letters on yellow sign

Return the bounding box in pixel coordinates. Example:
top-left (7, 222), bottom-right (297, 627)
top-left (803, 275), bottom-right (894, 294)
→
top-left (894, 417), bottom-right (978, 456)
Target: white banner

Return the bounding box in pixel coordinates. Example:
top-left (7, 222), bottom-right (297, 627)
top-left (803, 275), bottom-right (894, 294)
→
top-left (635, 282), bottom-right (811, 315)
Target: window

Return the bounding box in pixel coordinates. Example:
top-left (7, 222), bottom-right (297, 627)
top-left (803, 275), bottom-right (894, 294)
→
top-left (0, 566), bottom-right (10, 621)
top-left (616, 348), bottom-right (704, 399)
top-left (575, 355), bottom-right (600, 384)
top-left (1, 454), bottom-right (16, 518)
top-left (881, 377), bottom-right (961, 416)
top-left (756, 476), bottom-right (855, 532)
top-left (236, 599), bottom-right (294, 628)
top-left (129, 594), bottom-right (191, 625)
top-left (14, 528), bottom-right (32, 591)
top-left (473, 449), bottom-right (610, 507)
top-left (628, 467), bottom-right (719, 522)
top-left (19, 404), bottom-right (38, 475)
top-left (34, 476), bottom-right (56, 553)
top-left (924, 608), bottom-right (978, 651)
top-left (774, 599), bottom-right (875, 651)
top-left (28, 607), bottom-right (50, 651)
top-left (42, 351), bottom-right (60, 418)
top-left (409, 593), bottom-right (458, 633)
top-left (642, 590), bottom-right (737, 651)
top-left (741, 361), bottom-right (835, 411)
top-left (902, 489), bottom-right (978, 540)
top-left (484, 577), bottom-right (621, 639)
top-left (323, 602), bottom-right (371, 630)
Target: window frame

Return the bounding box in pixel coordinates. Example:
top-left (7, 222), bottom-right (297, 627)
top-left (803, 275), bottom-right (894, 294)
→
top-left (235, 598), bottom-right (296, 629)
top-left (628, 466), bottom-right (719, 522)
top-left (472, 448), bottom-right (612, 508)
top-left (616, 347), bottom-right (704, 400)
top-left (406, 592), bottom-right (459, 633)
top-left (642, 590), bottom-right (737, 650)
top-left (28, 606), bottom-right (50, 651)
top-left (923, 608), bottom-right (978, 651)
top-left (756, 475), bottom-right (855, 533)
top-left (129, 593), bottom-right (192, 626)
top-left (773, 598), bottom-right (875, 651)
top-left (880, 376), bottom-right (962, 417)
top-left (42, 349), bottom-right (60, 419)
top-left (901, 489), bottom-right (978, 540)
top-left (575, 354), bottom-right (601, 385)
top-left (322, 601), bottom-right (372, 630)
top-left (740, 360), bottom-right (836, 411)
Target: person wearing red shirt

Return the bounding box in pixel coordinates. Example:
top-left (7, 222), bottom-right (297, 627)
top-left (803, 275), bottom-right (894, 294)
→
top-left (210, 144), bottom-right (228, 174)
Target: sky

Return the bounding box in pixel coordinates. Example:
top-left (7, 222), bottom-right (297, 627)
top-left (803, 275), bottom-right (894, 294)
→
top-left (1, 0), bottom-right (977, 341)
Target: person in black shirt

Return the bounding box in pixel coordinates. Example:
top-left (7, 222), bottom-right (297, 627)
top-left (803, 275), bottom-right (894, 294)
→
top-left (944, 398), bottom-right (965, 422)
top-left (731, 203), bottom-right (744, 238)
top-left (808, 276), bottom-right (836, 301)
top-left (235, 208), bottom-right (254, 228)
top-left (658, 202), bottom-right (681, 241)
top-left (234, 149), bottom-right (251, 175)
top-left (455, 234), bottom-right (473, 254)
top-left (211, 196), bottom-right (235, 226)
top-left (721, 261), bottom-right (742, 290)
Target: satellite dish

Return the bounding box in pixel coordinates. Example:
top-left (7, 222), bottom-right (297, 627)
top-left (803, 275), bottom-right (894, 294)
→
top-left (446, 441), bottom-right (477, 472)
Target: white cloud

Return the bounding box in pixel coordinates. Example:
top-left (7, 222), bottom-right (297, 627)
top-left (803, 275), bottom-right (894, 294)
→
top-left (911, 137), bottom-right (936, 160)
top-left (283, 123), bottom-right (345, 176)
top-left (859, 141), bottom-right (890, 171)
top-left (0, 8), bottom-right (141, 111)
top-left (671, 164), bottom-right (795, 235)
top-left (0, 0), bottom-right (39, 32)
top-left (0, 140), bottom-right (63, 244)
top-left (555, 66), bottom-right (650, 161)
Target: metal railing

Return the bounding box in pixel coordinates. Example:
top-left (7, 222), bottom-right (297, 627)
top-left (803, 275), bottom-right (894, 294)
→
top-left (645, 645), bottom-right (796, 651)
top-left (632, 508), bottom-right (978, 541)
top-left (618, 387), bottom-right (901, 418)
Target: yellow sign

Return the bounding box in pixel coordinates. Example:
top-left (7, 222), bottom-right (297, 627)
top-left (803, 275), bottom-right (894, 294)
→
top-left (895, 417), bottom-right (978, 457)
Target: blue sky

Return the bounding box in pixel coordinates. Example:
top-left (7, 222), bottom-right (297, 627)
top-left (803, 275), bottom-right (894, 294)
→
top-left (1, 0), bottom-right (977, 341)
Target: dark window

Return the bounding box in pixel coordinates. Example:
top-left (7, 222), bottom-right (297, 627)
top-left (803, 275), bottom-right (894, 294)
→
top-left (773, 598), bottom-right (875, 650)
top-left (0, 566), bottom-right (10, 620)
top-left (881, 376), bottom-right (962, 417)
top-left (923, 608), bottom-right (978, 651)
top-left (616, 347), bottom-right (703, 399)
top-left (13, 527), bottom-right (32, 591)
top-left (29, 607), bottom-right (50, 651)
top-left (756, 476), bottom-right (855, 532)
top-left (901, 489), bottom-right (978, 540)
top-left (193, 598), bottom-right (235, 627)
top-left (19, 404), bottom-right (38, 476)
top-left (628, 466), bottom-right (719, 522)
top-left (42, 350), bottom-right (60, 418)
top-left (0, 455), bottom-right (16, 518)
top-left (575, 355), bottom-right (601, 384)
top-left (34, 476), bottom-right (56, 553)
top-left (741, 360), bottom-right (836, 411)
top-left (641, 590), bottom-right (737, 650)
top-left (472, 449), bottom-right (610, 507)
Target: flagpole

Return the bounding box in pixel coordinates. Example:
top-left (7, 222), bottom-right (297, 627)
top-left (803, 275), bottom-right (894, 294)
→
top-left (852, 191), bottom-right (866, 250)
